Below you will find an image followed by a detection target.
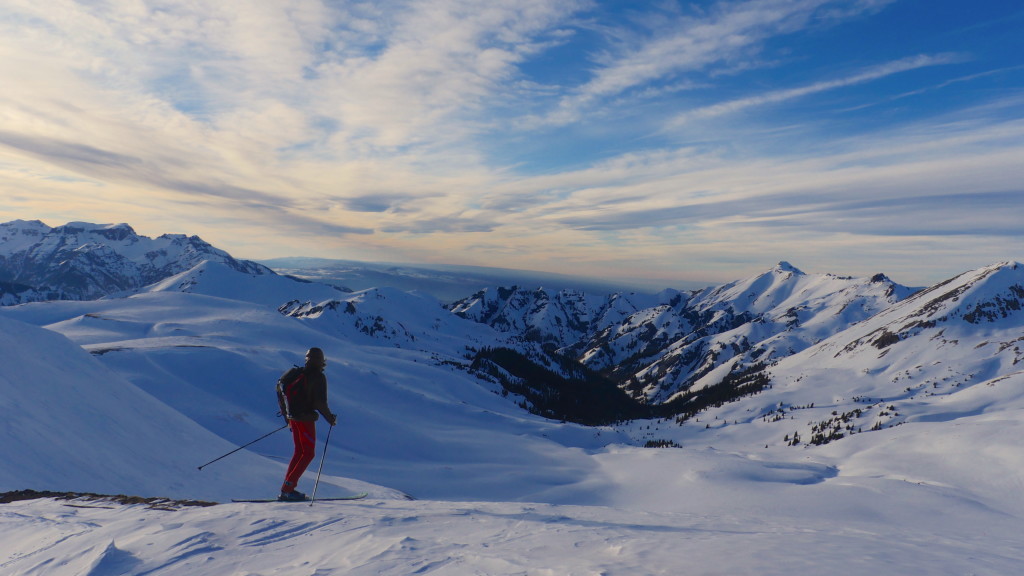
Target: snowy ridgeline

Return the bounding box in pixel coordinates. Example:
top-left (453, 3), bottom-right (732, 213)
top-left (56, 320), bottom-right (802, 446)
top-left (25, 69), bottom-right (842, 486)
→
top-left (1, 242), bottom-right (1023, 572)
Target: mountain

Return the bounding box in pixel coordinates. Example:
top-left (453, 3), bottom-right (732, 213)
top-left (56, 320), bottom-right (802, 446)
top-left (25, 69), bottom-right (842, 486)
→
top-left (5, 219), bottom-right (1019, 436)
top-left (646, 261), bottom-right (1024, 455)
top-left (756, 261), bottom-right (1024, 446)
top-left (449, 262), bottom-right (920, 410)
top-left (1, 221), bottom-right (1023, 572)
top-left (0, 219), bottom-right (272, 302)
top-left (279, 286), bottom-right (500, 356)
top-left (1, 250), bottom-right (1023, 574)
top-left (15, 217), bottom-right (1020, 432)
top-left (146, 259), bottom-right (348, 307)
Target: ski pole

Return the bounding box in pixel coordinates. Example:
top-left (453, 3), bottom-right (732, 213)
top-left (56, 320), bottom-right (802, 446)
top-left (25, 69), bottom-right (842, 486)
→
top-left (309, 423), bottom-right (334, 506)
top-left (197, 424), bottom-right (288, 470)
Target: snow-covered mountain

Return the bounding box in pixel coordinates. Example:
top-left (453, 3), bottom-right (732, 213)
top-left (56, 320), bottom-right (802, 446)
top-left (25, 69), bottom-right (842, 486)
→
top-left (750, 261), bottom-right (1024, 448)
top-left (1, 249), bottom-right (1023, 573)
top-left (279, 286), bottom-right (500, 356)
top-left (3, 220), bottom-right (1019, 435)
top-left (0, 220), bottom-right (272, 303)
top-left (450, 262), bottom-right (919, 407)
top-left (1, 219), bottom-right (1023, 573)
top-left (147, 259), bottom-right (347, 307)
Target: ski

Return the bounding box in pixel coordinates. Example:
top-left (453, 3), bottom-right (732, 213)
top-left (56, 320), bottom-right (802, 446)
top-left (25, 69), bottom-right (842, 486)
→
top-left (231, 493), bottom-right (368, 503)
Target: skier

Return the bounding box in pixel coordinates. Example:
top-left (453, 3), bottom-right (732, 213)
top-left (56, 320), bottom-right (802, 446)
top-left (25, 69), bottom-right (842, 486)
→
top-left (277, 347), bottom-right (338, 502)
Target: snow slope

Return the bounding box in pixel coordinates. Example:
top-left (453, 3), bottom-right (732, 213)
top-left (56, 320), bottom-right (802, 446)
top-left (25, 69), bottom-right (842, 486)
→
top-left (0, 288), bottom-right (617, 503)
top-left (710, 261), bottom-right (1024, 451)
top-left (146, 260), bottom-right (348, 308)
top-left (2, 260), bottom-right (1024, 574)
top-left (0, 314), bottom-right (280, 501)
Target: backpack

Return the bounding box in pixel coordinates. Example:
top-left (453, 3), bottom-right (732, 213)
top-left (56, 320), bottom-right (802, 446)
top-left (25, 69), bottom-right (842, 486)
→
top-left (276, 365), bottom-right (307, 420)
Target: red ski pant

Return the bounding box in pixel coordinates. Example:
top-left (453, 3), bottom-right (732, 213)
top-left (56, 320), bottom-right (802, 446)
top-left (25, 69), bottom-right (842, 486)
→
top-left (282, 420), bottom-right (316, 492)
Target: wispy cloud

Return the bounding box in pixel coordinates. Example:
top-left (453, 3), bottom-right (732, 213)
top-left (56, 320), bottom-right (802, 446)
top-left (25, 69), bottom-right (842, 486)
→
top-left (535, 0), bottom-right (897, 127)
top-left (305, 0), bottom-right (588, 148)
top-left (667, 54), bottom-right (964, 126)
top-left (469, 109), bottom-right (1024, 282)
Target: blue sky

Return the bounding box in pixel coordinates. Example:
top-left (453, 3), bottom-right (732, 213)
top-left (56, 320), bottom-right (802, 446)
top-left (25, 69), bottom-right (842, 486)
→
top-left (0, 0), bottom-right (1022, 288)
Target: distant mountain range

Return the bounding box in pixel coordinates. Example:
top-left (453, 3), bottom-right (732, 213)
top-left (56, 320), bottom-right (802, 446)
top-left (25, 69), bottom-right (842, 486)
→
top-left (3, 219), bottom-right (1022, 435)
top-left (447, 262), bottom-right (921, 409)
top-left (260, 256), bottom-right (688, 301)
top-left (0, 220), bottom-right (269, 303)
top-left (0, 221), bottom-right (686, 305)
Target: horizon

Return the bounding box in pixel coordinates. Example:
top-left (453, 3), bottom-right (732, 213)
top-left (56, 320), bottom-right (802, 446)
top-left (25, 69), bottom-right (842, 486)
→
top-left (0, 217), bottom-right (712, 293)
top-left (3, 216), bottom-right (1010, 293)
top-left (1, 1), bottom-right (1021, 289)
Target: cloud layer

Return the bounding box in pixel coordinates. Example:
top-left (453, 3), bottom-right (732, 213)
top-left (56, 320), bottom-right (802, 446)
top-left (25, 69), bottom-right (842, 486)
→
top-left (0, 0), bottom-right (1021, 287)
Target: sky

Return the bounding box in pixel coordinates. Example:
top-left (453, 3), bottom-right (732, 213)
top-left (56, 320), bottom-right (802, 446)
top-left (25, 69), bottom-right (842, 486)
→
top-left (0, 0), bottom-right (1022, 288)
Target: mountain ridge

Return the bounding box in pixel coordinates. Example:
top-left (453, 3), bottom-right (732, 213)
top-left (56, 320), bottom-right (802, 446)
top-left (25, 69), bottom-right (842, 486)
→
top-left (697, 260), bottom-right (1024, 449)
top-left (0, 219), bottom-right (272, 302)
top-left (2, 219), bottom-right (1021, 438)
top-left (448, 261), bottom-right (922, 407)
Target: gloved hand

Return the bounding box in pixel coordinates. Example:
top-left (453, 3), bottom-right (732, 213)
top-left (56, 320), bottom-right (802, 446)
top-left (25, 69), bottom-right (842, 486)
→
top-left (326, 413), bottom-right (338, 426)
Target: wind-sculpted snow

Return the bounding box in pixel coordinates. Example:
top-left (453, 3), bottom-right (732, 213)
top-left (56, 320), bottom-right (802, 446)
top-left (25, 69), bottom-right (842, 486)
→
top-left (3, 459), bottom-right (1023, 575)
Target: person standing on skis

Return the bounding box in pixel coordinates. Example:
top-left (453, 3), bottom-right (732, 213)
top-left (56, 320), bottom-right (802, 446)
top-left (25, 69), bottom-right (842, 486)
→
top-left (276, 347), bottom-right (337, 501)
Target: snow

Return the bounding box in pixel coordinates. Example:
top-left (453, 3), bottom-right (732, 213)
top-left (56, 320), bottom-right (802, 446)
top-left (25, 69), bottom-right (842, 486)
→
top-left (0, 220), bottom-right (50, 254)
top-left (4, 491), bottom-right (1021, 576)
top-left (146, 261), bottom-right (346, 307)
top-left (2, 259), bottom-right (1024, 574)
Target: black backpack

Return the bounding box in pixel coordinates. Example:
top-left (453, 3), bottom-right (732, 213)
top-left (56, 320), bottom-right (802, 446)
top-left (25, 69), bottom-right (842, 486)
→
top-left (276, 366), bottom-right (307, 419)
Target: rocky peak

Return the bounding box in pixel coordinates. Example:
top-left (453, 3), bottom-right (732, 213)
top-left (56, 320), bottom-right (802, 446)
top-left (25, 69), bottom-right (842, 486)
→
top-left (0, 219), bottom-right (271, 303)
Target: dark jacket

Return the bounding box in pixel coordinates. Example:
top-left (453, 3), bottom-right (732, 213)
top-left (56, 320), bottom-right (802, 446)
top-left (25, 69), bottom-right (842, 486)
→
top-left (278, 366), bottom-right (333, 422)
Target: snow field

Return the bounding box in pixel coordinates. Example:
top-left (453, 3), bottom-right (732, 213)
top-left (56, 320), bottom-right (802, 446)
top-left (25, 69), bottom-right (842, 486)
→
top-left (3, 492), bottom-right (1022, 576)
top-left (2, 259), bottom-right (1024, 574)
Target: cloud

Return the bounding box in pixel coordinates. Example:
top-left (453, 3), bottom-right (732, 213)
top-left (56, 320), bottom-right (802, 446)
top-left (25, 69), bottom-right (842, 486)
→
top-left (505, 112), bottom-right (1024, 243)
top-left (0, 130), bottom-right (296, 211)
top-left (339, 193), bottom-right (425, 213)
top-left (536, 0), bottom-right (895, 127)
top-left (667, 54), bottom-right (964, 126)
top-left (380, 216), bottom-right (497, 234)
top-left (305, 0), bottom-right (588, 148)
top-left (767, 190), bottom-right (1024, 237)
top-left (0, 132), bottom-right (143, 175)
top-left (0, 0), bottom-right (1020, 286)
